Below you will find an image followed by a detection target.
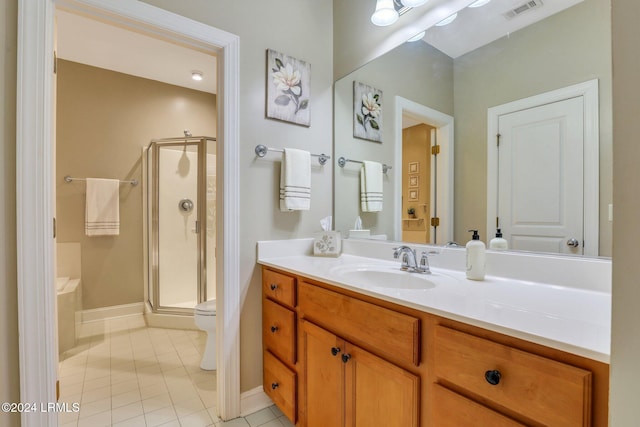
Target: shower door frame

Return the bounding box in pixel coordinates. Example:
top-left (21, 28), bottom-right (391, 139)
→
top-left (148, 137), bottom-right (213, 315)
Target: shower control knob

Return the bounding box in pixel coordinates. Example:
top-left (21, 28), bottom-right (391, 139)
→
top-left (178, 198), bottom-right (194, 213)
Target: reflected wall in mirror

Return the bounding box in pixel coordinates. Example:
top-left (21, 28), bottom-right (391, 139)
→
top-left (333, 0), bottom-right (612, 257)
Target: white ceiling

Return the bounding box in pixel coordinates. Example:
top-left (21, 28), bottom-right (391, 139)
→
top-left (56, 10), bottom-right (217, 94)
top-left (422, 0), bottom-right (584, 58)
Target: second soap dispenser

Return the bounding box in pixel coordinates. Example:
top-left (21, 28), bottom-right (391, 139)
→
top-left (466, 229), bottom-right (486, 281)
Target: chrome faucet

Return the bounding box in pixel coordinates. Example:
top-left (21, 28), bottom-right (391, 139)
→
top-left (393, 246), bottom-right (431, 274)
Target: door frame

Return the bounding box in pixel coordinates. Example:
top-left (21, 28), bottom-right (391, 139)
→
top-left (394, 96), bottom-right (454, 244)
top-left (16, 0), bottom-right (241, 425)
top-left (486, 79), bottom-right (599, 256)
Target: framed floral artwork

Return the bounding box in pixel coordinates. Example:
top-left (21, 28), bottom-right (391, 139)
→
top-left (353, 81), bottom-right (383, 142)
top-left (266, 49), bottom-right (311, 127)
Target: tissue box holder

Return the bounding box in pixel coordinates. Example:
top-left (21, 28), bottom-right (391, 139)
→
top-left (313, 231), bottom-right (342, 257)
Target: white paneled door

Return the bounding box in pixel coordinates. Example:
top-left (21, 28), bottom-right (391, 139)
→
top-left (497, 96), bottom-right (584, 255)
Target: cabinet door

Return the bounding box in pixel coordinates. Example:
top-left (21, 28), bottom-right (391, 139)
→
top-left (301, 320), bottom-right (344, 427)
top-left (344, 343), bottom-right (420, 427)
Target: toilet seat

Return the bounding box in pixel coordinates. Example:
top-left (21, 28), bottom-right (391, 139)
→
top-left (195, 299), bottom-right (217, 316)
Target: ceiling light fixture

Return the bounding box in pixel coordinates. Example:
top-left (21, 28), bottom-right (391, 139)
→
top-left (435, 12), bottom-right (458, 26)
top-left (468, 0), bottom-right (491, 7)
top-left (407, 31), bottom-right (426, 42)
top-left (191, 71), bottom-right (203, 81)
top-left (401, 0), bottom-right (429, 7)
top-left (371, 0), bottom-right (399, 26)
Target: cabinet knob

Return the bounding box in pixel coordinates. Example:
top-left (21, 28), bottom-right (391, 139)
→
top-left (342, 354), bottom-right (352, 363)
top-left (270, 283), bottom-right (278, 291)
top-left (331, 347), bottom-right (341, 356)
top-left (271, 382), bottom-right (279, 390)
top-left (485, 369), bottom-right (502, 386)
top-left (270, 325), bottom-right (278, 333)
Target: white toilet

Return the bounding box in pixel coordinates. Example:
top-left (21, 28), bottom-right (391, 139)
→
top-left (194, 299), bottom-right (217, 370)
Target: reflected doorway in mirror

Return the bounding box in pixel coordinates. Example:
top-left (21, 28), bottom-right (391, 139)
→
top-left (354, 81), bottom-right (383, 142)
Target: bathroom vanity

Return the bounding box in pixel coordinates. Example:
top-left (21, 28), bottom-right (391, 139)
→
top-left (258, 239), bottom-right (610, 426)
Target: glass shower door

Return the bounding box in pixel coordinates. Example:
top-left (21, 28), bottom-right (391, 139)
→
top-left (151, 141), bottom-right (206, 313)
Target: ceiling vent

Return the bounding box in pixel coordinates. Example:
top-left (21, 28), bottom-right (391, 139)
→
top-left (503, 0), bottom-right (543, 19)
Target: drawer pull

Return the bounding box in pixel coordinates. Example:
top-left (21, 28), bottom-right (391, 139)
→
top-left (270, 325), bottom-right (278, 333)
top-left (331, 347), bottom-right (341, 356)
top-left (485, 369), bottom-right (502, 386)
top-left (342, 354), bottom-right (352, 363)
top-left (271, 382), bottom-right (279, 390)
top-left (270, 283), bottom-right (278, 291)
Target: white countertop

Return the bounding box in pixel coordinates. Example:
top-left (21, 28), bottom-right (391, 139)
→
top-left (258, 240), bottom-right (611, 363)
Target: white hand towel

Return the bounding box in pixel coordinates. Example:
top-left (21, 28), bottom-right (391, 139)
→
top-left (85, 178), bottom-right (120, 236)
top-left (360, 160), bottom-right (383, 212)
top-left (280, 148), bottom-right (311, 211)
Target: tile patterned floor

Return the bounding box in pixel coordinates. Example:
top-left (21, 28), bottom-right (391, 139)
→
top-left (58, 315), bottom-right (293, 427)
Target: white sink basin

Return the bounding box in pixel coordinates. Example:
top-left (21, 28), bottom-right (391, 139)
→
top-left (329, 263), bottom-right (438, 290)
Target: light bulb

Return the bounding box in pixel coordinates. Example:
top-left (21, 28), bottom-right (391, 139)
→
top-left (371, 0), bottom-right (399, 26)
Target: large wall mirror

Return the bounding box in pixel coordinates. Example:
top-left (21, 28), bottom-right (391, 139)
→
top-left (334, 0), bottom-right (612, 257)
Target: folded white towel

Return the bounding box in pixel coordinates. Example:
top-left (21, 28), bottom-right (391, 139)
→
top-left (280, 148), bottom-right (311, 211)
top-left (360, 160), bottom-right (383, 212)
top-left (85, 178), bottom-right (120, 236)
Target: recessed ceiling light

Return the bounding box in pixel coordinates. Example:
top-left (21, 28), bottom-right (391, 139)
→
top-left (435, 12), bottom-right (458, 26)
top-left (191, 71), bottom-right (203, 81)
top-left (407, 31), bottom-right (426, 42)
top-left (468, 0), bottom-right (491, 7)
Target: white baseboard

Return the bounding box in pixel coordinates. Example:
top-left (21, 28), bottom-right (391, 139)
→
top-left (240, 386), bottom-right (273, 417)
top-left (145, 311), bottom-right (198, 330)
top-left (81, 302), bottom-right (145, 323)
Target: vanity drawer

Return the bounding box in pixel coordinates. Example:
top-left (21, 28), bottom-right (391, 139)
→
top-left (263, 268), bottom-right (296, 308)
top-left (434, 326), bottom-right (592, 427)
top-left (432, 384), bottom-right (525, 427)
top-left (263, 297), bottom-right (296, 365)
top-left (298, 281), bottom-right (420, 366)
top-left (264, 350), bottom-right (297, 424)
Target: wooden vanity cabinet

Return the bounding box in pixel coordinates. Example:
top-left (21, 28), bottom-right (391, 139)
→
top-left (261, 266), bottom-right (609, 427)
top-left (301, 319), bottom-right (420, 427)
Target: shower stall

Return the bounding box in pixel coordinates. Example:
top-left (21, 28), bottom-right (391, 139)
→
top-left (144, 136), bottom-right (217, 316)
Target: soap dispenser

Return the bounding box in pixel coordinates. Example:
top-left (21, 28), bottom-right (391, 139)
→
top-left (489, 228), bottom-right (508, 250)
top-left (466, 230), bottom-right (486, 281)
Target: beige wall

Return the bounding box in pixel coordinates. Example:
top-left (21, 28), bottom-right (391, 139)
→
top-left (141, 0), bottom-right (334, 392)
top-left (610, 0), bottom-right (640, 423)
top-left (0, 0), bottom-right (20, 424)
top-left (334, 41), bottom-right (453, 238)
top-left (453, 0), bottom-right (612, 254)
top-left (56, 59), bottom-right (216, 310)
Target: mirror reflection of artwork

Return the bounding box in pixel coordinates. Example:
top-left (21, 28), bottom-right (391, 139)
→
top-left (266, 49), bottom-right (310, 127)
top-left (409, 175), bottom-right (419, 188)
top-left (409, 189), bottom-right (419, 201)
top-left (354, 81), bottom-right (383, 142)
top-left (409, 162), bottom-right (419, 173)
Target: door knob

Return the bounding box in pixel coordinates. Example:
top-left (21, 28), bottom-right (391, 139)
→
top-left (567, 238), bottom-right (580, 248)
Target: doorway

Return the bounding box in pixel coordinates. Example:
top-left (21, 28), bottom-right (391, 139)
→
top-left (394, 96), bottom-right (454, 244)
top-left (16, 1), bottom-right (241, 424)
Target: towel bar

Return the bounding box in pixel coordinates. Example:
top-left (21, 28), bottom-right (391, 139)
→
top-left (64, 176), bottom-right (138, 186)
top-left (337, 157), bottom-right (392, 174)
top-left (254, 144), bottom-right (330, 166)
